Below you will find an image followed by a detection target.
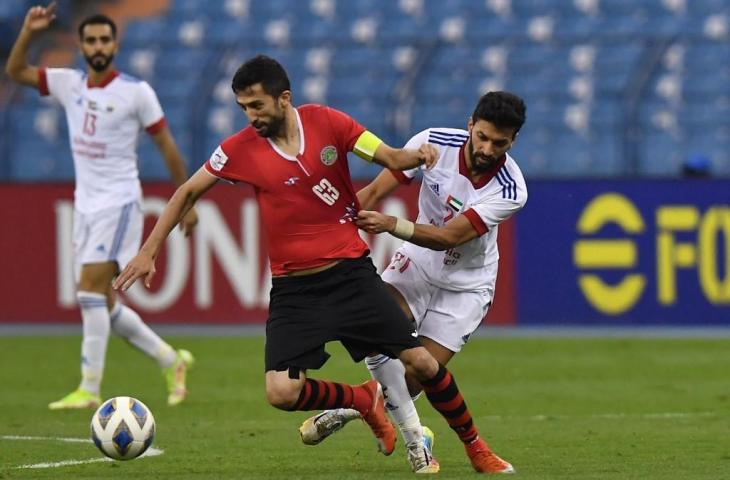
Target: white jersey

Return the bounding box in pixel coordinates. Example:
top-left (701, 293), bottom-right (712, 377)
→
top-left (40, 68), bottom-right (166, 213)
top-left (393, 127), bottom-right (528, 291)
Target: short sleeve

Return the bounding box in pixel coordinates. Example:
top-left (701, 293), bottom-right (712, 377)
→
top-left (467, 164), bottom-right (528, 236)
top-left (325, 107), bottom-right (366, 152)
top-left (388, 129), bottom-right (431, 184)
top-left (204, 145), bottom-right (231, 179)
top-left (203, 133), bottom-right (249, 184)
top-left (41, 68), bottom-right (81, 105)
top-left (135, 81), bottom-right (166, 134)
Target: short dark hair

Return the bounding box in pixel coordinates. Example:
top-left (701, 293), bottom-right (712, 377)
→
top-left (472, 91), bottom-right (526, 137)
top-left (78, 14), bottom-right (117, 39)
top-left (231, 55), bottom-right (291, 98)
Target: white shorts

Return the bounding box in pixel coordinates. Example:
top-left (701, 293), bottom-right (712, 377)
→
top-left (381, 250), bottom-right (491, 353)
top-left (73, 201), bottom-right (143, 280)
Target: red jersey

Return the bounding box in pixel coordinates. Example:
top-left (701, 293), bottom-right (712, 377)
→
top-left (204, 104), bottom-right (369, 276)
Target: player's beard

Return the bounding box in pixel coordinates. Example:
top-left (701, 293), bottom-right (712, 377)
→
top-left (468, 138), bottom-right (500, 174)
top-left (252, 112), bottom-right (285, 138)
top-left (84, 52), bottom-right (115, 73)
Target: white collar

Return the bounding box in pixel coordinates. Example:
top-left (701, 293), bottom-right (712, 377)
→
top-left (266, 107), bottom-right (305, 161)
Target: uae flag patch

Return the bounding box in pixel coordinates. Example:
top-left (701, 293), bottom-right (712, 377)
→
top-left (446, 195), bottom-right (463, 212)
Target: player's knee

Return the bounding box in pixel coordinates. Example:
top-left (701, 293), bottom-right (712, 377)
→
top-left (399, 347), bottom-right (439, 380)
top-left (265, 382), bottom-right (301, 410)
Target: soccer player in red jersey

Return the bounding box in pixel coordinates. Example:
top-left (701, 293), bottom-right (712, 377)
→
top-left (114, 55), bottom-right (511, 474)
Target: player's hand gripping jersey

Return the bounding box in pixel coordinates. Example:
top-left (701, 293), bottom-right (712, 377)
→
top-left (205, 105), bottom-right (376, 275)
top-left (39, 68), bottom-right (166, 213)
top-left (391, 128), bottom-right (528, 291)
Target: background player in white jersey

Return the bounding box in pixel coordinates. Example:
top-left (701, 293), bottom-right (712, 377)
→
top-left (300, 91), bottom-right (527, 471)
top-left (5, 3), bottom-right (197, 409)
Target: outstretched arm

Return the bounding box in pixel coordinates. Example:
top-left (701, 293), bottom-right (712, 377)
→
top-left (150, 126), bottom-right (198, 236)
top-left (372, 141), bottom-right (439, 171)
top-left (356, 169), bottom-right (401, 210)
top-left (356, 210), bottom-right (479, 251)
top-left (351, 130), bottom-right (438, 171)
top-left (5, 2), bottom-right (57, 87)
top-left (113, 166), bottom-right (218, 291)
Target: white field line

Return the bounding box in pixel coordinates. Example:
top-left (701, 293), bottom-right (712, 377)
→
top-left (1, 435), bottom-right (89, 443)
top-left (478, 411), bottom-right (717, 422)
top-left (0, 435), bottom-right (163, 469)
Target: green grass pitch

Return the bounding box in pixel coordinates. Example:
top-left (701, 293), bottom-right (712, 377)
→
top-left (1, 335), bottom-right (728, 479)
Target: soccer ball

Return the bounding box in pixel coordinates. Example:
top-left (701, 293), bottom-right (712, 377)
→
top-left (90, 396), bottom-right (156, 460)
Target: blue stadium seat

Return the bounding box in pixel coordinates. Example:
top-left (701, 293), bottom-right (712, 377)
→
top-left (123, 18), bottom-right (176, 46)
top-left (1, 0), bottom-right (728, 181)
top-left (683, 73), bottom-right (729, 100)
top-left (409, 102), bottom-right (472, 135)
top-left (508, 44), bottom-right (563, 72)
top-left (290, 18), bottom-right (350, 45)
top-left (638, 131), bottom-right (684, 176)
top-left (685, 43), bottom-right (729, 71)
top-left (137, 137), bottom-right (171, 180)
top-left (0, 0), bottom-right (26, 21)
top-left (153, 47), bottom-right (213, 78)
top-left (329, 47), bottom-right (401, 76)
top-left (203, 19), bottom-right (263, 46)
top-left (7, 107), bottom-right (74, 181)
top-left (430, 46), bottom-right (484, 77)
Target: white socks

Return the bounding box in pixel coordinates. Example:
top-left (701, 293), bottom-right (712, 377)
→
top-left (77, 291), bottom-right (110, 395)
top-left (365, 354), bottom-right (423, 446)
top-left (110, 302), bottom-right (176, 368)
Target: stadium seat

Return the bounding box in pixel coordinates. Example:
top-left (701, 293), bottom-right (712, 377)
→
top-left (1, 0), bottom-right (728, 181)
top-left (638, 131), bottom-right (684, 176)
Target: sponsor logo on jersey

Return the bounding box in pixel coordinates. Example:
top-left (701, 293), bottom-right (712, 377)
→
top-left (446, 195), bottom-right (464, 212)
top-left (320, 145), bottom-right (338, 166)
top-left (209, 146), bottom-right (228, 171)
top-left (284, 176), bottom-right (300, 186)
top-left (428, 182), bottom-right (440, 195)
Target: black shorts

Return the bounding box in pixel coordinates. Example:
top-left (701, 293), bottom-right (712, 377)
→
top-left (265, 255), bottom-right (421, 372)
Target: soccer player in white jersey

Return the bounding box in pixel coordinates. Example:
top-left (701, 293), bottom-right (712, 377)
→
top-left (5, 3), bottom-right (197, 409)
top-left (300, 91), bottom-right (527, 474)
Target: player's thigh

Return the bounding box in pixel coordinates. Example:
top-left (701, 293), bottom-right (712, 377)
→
top-left (265, 278), bottom-right (333, 372)
top-left (75, 202), bottom-right (142, 279)
top-left (381, 251), bottom-right (434, 324)
top-left (333, 257), bottom-right (420, 361)
top-left (419, 336), bottom-right (456, 365)
top-left (419, 288), bottom-right (491, 353)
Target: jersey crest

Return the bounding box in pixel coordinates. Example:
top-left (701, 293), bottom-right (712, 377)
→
top-left (320, 145), bottom-right (338, 166)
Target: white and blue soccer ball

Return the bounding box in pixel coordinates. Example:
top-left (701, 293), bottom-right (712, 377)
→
top-left (90, 396), bottom-right (156, 460)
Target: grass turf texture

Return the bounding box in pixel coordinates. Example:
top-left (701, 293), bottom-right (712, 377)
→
top-left (1, 336), bottom-right (728, 479)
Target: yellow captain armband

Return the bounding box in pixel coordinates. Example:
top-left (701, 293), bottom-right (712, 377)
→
top-left (352, 130), bottom-right (383, 162)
